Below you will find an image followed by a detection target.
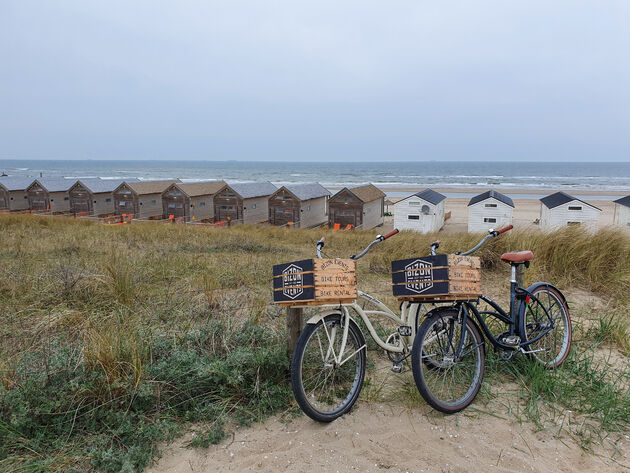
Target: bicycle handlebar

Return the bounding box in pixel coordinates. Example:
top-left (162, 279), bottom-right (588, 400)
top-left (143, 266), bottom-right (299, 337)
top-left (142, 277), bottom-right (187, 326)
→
top-left (382, 229), bottom-right (399, 240)
top-left (456, 226), bottom-right (513, 256)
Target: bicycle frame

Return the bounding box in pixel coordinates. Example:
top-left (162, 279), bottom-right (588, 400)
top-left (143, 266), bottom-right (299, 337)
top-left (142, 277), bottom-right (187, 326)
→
top-left (291, 290), bottom-right (423, 366)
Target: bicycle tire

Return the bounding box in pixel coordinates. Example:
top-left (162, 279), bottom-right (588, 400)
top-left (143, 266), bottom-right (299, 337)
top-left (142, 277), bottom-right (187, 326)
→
top-left (518, 285), bottom-right (572, 368)
top-left (291, 313), bottom-right (366, 422)
top-left (411, 309), bottom-right (485, 414)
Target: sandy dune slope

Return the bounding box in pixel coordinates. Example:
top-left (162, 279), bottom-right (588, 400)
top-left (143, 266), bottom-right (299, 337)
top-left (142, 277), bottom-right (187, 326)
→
top-left (149, 403), bottom-right (628, 473)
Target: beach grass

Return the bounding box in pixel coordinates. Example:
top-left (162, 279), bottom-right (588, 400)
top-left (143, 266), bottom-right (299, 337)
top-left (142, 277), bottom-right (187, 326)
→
top-left (0, 214), bottom-right (629, 471)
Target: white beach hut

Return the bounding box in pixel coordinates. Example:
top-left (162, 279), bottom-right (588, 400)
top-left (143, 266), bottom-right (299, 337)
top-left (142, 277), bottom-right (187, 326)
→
top-left (613, 196), bottom-right (630, 231)
top-left (0, 176), bottom-right (34, 211)
top-left (467, 190), bottom-right (514, 233)
top-left (539, 192), bottom-right (601, 232)
top-left (394, 189), bottom-right (446, 233)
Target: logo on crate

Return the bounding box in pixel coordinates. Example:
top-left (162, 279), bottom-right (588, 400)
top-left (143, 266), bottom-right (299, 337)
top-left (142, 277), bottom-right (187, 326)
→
top-left (404, 259), bottom-right (433, 294)
top-left (282, 264), bottom-right (303, 299)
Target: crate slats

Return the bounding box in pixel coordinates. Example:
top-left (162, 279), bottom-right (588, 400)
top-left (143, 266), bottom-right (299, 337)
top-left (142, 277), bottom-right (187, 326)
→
top-left (391, 254), bottom-right (482, 301)
top-left (273, 258), bottom-right (357, 306)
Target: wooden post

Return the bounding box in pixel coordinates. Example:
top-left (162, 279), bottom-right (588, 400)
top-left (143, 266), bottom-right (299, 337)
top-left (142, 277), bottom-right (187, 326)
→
top-left (516, 264), bottom-right (525, 288)
top-left (286, 307), bottom-right (304, 356)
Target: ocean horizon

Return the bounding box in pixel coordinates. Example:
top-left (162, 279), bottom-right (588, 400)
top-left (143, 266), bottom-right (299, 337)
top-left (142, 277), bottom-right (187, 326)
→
top-left (1, 159), bottom-right (629, 200)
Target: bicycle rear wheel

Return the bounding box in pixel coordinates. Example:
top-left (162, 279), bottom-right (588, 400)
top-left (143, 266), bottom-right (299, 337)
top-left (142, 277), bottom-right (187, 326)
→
top-left (519, 285), bottom-right (571, 368)
top-left (411, 309), bottom-right (485, 413)
top-left (291, 313), bottom-right (366, 422)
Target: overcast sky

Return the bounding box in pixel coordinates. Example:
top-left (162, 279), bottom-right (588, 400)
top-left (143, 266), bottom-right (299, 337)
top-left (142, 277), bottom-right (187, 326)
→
top-left (1, 1), bottom-right (628, 162)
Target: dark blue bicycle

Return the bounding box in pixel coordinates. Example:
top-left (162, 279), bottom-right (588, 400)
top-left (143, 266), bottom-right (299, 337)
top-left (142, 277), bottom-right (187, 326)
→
top-left (411, 226), bottom-right (572, 413)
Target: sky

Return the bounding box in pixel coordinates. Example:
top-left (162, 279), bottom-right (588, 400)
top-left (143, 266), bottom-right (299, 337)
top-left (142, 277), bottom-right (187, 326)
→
top-left (0, 1), bottom-right (629, 162)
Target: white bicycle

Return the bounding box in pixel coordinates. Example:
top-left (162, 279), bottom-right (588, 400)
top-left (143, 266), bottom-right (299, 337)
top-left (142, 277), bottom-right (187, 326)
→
top-left (289, 230), bottom-right (426, 422)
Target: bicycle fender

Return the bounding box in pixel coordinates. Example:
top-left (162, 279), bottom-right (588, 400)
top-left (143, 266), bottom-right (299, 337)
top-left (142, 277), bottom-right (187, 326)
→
top-left (524, 282), bottom-right (569, 309)
top-left (306, 310), bottom-right (344, 325)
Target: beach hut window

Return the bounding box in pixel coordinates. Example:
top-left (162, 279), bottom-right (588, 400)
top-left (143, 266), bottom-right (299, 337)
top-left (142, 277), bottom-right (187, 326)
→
top-left (252, 203), bottom-right (256, 209)
top-left (484, 217), bottom-right (497, 223)
top-left (484, 203), bottom-right (497, 208)
top-left (168, 203), bottom-right (176, 208)
top-left (409, 202), bottom-right (421, 206)
top-left (106, 198), bottom-right (111, 202)
top-left (200, 202), bottom-right (206, 206)
top-left (408, 215), bottom-right (420, 220)
top-left (568, 206), bottom-right (582, 211)
top-left (151, 200), bottom-right (157, 204)
top-left (120, 202), bottom-right (126, 207)
top-left (64, 197), bottom-right (69, 201)
top-left (177, 203), bottom-right (183, 208)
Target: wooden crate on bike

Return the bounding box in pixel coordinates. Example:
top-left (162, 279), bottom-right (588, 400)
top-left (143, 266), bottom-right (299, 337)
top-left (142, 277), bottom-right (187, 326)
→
top-left (391, 254), bottom-right (481, 301)
top-left (273, 258), bottom-right (357, 306)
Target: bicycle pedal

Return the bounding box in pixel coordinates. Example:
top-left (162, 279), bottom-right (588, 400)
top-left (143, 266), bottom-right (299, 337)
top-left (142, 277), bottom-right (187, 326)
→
top-left (503, 335), bottom-right (521, 346)
top-left (391, 363), bottom-right (404, 374)
top-left (397, 326), bottom-right (412, 337)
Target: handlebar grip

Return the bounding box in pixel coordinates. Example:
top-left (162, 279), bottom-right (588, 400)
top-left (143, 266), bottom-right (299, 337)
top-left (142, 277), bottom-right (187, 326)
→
top-left (383, 229), bottom-right (399, 240)
top-left (496, 225), bottom-right (513, 235)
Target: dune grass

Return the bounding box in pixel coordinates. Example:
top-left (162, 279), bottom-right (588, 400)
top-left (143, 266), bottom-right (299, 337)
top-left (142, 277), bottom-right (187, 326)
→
top-left (0, 215), bottom-right (629, 471)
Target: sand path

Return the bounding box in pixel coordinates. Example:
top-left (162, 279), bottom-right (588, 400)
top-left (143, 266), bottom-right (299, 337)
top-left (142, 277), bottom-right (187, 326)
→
top-left (149, 402), bottom-right (628, 473)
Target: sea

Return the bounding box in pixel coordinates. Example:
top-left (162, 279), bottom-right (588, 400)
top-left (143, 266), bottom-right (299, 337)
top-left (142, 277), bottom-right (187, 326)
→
top-left (1, 159), bottom-right (629, 200)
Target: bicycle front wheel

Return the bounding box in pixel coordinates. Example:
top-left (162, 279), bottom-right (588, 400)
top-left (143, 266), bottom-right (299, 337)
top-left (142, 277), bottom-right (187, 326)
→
top-left (519, 285), bottom-right (572, 368)
top-left (411, 309), bottom-right (485, 414)
top-left (290, 313), bottom-right (366, 422)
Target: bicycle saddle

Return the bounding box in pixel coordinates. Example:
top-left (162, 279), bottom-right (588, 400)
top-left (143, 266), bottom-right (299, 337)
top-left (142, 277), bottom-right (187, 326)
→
top-left (500, 251), bottom-right (534, 263)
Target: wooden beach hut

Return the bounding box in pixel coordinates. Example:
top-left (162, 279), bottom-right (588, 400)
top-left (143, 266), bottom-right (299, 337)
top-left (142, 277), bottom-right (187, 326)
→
top-left (268, 183), bottom-right (331, 227)
top-left (69, 178), bottom-right (139, 216)
top-left (328, 184), bottom-right (386, 229)
top-left (394, 189), bottom-right (446, 233)
top-left (613, 196), bottom-right (630, 230)
top-left (0, 177), bottom-right (34, 211)
top-left (539, 192), bottom-right (601, 232)
top-left (161, 181), bottom-right (226, 222)
top-left (113, 180), bottom-right (179, 219)
top-left (467, 190), bottom-right (514, 233)
top-left (213, 182), bottom-right (277, 223)
top-left (26, 178), bottom-right (77, 213)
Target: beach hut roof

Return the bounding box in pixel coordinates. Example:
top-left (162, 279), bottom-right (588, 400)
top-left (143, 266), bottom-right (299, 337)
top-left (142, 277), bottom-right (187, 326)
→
top-left (413, 188), bottom-right (447, 205)
top-left (540, 191), bottom-right (601, 211)
top-left (613, 195), bottom-right (630, 208)
top-left (468, 190), bottom-right (514, 208)
top-left (76, 178), bottom-right (139, 194)
top-left (281, 183), bottom-right (331, 201)
top-left (172, 181), bottom-right (226, 197)
top-left (32, 178), bottom-right (77, 192)
top-left (345, 184), bottom-right (386, 203)
top-left (0, 176), bottom-right (35, 191)
top-left (126, 180), bottom-right (180, 195)
top-left (229, 181), bottom-right (277, 199)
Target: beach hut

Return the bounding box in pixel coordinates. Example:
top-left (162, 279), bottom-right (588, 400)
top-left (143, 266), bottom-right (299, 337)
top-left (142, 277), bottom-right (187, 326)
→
top-left (213, 182), bottom-right (277, 224)
top-left (467, 190), bottom-right (514, 233)
top-left (113, 180), bottom-right (179, 219)
top-left (68, 178), bottom-right (139, 216)
top-left (161, 181), bottom-right (226, 222)
top-left (0, 177), bottom-right (34, 211)
top-left (539, 192), bottom-right (601, 232)
top-left (328, 184), bottom-right (386, 229)
top-left (394, 189), bottom-right (447, 233)
top-left (268, 183), bottom-right (331, 227)
top-left (26, 178), bottom-right (77, 213)
top-left (613, 196), bottom-right (630, 230)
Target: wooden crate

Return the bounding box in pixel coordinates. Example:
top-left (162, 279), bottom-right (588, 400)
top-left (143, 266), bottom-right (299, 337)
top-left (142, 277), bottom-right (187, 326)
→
top-left (273, 258), bottom-right (357, 306)
top-left (391, 254), bottom-right (481, 301)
